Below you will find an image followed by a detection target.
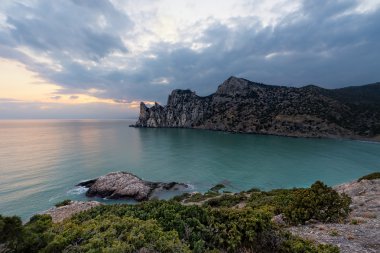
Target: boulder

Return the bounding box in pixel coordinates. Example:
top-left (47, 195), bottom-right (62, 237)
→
top-left (77, 171), bottom-right (188, 201)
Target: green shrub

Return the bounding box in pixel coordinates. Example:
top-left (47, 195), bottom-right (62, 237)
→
top-left (0, 214), bottom-right (52, 253)
top-left (358, 172), bottom-right (380, 182)
top-left (203, 193), bottom-right (247, 208)
top-left (247, 188), bottom-right (297, 215)
top-left (279, 232), bottom-right (339, 253)
top-left (284, 181), bottom-right (350, 224)
top-left (54, 199), bottom-right (71, 207)
top-left (22, 214), bottom-right (53, 252)
top-left (246, 181), bottom-right (351, 225)
top-left (246, 187), bottom-right (261, 193)
top-left (44, 215), bottom-right (190, 253)
top-left (0, 215), bottom-right (23, 252)
top-left (71, 200), bottom-right (279, 252)
top-left (209, 184), bottom-right (225, 193)
top-left (172, 192), bottom-right (192, 202)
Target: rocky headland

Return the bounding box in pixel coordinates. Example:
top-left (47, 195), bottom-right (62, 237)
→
top-left (132, 76), bottom-right (380, 140)
top-left (77, 171), bottom-right (188, 201)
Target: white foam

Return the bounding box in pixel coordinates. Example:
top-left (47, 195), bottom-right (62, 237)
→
top-left (67, 186), bottom-right (88, 195)
top-left (186, 183), bottom-right (195, 190)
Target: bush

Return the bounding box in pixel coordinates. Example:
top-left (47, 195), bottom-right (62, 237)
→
top-left (44, 215), bottom-right (190, 253)
top-left (279, 232), bottom-right (339, 253)
top-left (358, 172), bottom-right (380, 182)
top-left (71, 200), bottom-right (279, 252)
top-left (284, 181), bottom-right (350, 224)
top-left (246, 181), bottom-right (351, 225)
top-left (247, 188), bottom-right (297, 215)
top-left (0, 215), bottom-right (23, 252)
top-left (203, 193), bottom-right (247, 208)
top-left (0, 214), bottom-right (52, 253)
top-left (54, 199), bottom-right (71, 207)
top-left (172, 192), bottom-right (192, 202)
top-left (209, 184), bottom-right (225, 193)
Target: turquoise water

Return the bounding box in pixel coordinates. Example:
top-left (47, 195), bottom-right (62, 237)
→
top-left (0, 119), bottom-right (379, 220)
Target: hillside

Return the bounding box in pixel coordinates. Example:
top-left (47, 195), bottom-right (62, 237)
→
top-left (2, 173), bottom-right (379, 252)
top-left (133, 77), bottom-right (380, 139)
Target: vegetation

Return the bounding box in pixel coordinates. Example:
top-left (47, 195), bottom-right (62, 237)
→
top-left (0, 214), bottom-right (52, 252)
top-left (54, 199), bottom-right (72, 207)
top-left (283, 181), bottom-right (350, 224)
top-left (0, 180), bottom-right (348, 252)
top-left (45, 215), bottom-right (190, 253)
top-left (358, 172), bottom-right (380, 182)
top-left (182, 191), bottom-right (220, 203)
top-left (209, 184), bottom-right (225, 192)
top-left (178, 181), bottom-right (351, 225)
top-left (241, 181), bottom-right (350, 225)
top-left (204, 193), bottom-right (247, 208)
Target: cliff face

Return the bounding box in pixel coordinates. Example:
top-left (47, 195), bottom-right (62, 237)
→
top-left (133, 76), bottom-right (380, 139)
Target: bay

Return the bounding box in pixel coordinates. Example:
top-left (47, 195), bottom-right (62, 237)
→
top-left (0, 119), bottom-right (379, 220)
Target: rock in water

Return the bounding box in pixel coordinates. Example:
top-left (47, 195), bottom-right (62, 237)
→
top-left (132, 76), bottom-right (380, 140)
top-left (77, 171), bottom-right (188, 201)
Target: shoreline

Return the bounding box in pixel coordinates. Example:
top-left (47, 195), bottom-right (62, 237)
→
top-left (130, 125), bottom-right (380, 143)
top-left (3, 172), bottom-right (379, 253)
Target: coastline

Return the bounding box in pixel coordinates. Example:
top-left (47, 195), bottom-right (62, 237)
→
top-left (130, 124), bottom-right (380, 143)
top-left (2, 172), bottom-right (379, 252)
top-left (40, 174), bottom-right (380, 253)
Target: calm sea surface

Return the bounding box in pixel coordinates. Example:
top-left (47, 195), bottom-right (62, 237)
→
top-left (0, 119), bottom-right (379, 220)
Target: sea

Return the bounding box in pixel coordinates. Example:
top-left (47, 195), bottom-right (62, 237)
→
top-left (0, 119), bottom-right (379, 220)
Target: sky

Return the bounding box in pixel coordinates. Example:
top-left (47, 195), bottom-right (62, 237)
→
top-left (0, 0), bottom-right (379, 119)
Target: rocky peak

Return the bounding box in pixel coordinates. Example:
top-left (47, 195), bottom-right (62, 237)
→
top-left (216, 76), bottom-right (253, 96)
top-left (167, 89), bottom-right (197, 106)
top-left (139, 102), bottom-right (149, 119)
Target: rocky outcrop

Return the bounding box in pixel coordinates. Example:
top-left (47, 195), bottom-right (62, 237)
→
top-left (289, 179), bottom-right (380, 253)
top-left (133, 76), bottom-right (380, 139)
top-left (42, 201), bottom-right (102, 223)
top-left (77, 172), bottom-right (188, 201)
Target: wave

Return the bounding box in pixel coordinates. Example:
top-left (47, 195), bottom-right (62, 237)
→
top-left (185, 183), bottom-right (195, 190)
top-left (67, 186), bottom-right (88, 195)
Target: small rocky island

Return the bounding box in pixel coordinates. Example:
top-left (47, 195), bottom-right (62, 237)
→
top-left (132, 76), bottom-right (380, 140)
top-left (77, 171), bottom-right (188, 201)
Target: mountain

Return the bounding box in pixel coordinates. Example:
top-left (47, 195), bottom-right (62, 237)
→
top-left (132, 76), bottom-right (380, 140)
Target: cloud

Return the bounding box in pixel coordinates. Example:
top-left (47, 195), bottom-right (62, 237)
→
top-left (0, 0), bottom-right (379, 112)
top-left (69, 95), bottom-right (79, 100)
top-left (50, 95), bottom-right (61, 100)
top-left (0, 100), bottom-right (137, 119)
top-left (0, 98), bottom-right (23, 103)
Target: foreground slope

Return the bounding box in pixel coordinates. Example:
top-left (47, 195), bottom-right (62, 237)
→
top-left (133, 77), bottom-right (380, 139)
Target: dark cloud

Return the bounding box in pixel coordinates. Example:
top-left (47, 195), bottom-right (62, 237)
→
top-left (69, 95), bottom-right (79, 100)
top-left (0, 0), bottom-right (379, 109)
top-left (123, 0), bottom-right (380, 102)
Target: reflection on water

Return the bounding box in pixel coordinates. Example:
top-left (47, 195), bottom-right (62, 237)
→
top-left (0, 119), bottom-right (379, 220)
